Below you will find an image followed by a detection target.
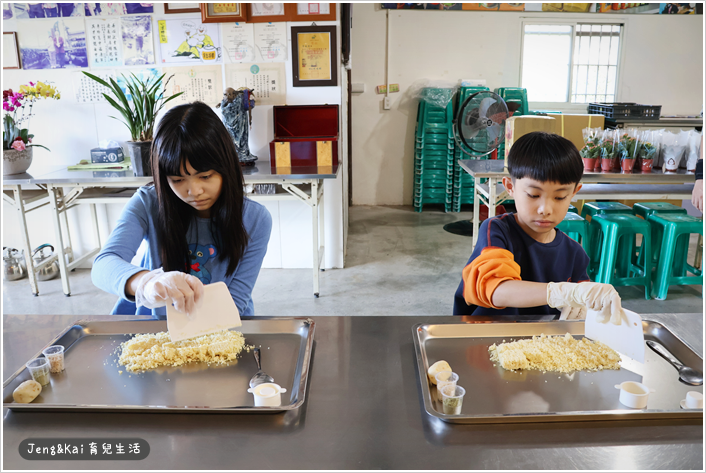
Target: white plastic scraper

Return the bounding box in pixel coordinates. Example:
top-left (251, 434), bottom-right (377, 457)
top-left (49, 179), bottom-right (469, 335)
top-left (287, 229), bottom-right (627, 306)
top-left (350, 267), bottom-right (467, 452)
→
top-left (167, 281), bottom-right (242, 342)
top-left (584, 308), bottom-right (645, 363)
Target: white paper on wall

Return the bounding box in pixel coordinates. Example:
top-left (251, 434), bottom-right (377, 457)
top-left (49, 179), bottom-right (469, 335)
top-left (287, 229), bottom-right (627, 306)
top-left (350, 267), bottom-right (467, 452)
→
top-left (161, 65), bottom-right (224, 109)
top-left (73, 70), bottom-right (112, 103)
top-left (157, 19), bottom-right (222, 65)
top-left (225, 63), bottom-right (286, 106)
top-left (86, 18), bottom-right (122, 67)
top-left (253, 22), bottom-right (287, 62)
top-left (222, 22), bottom-right (255, 62)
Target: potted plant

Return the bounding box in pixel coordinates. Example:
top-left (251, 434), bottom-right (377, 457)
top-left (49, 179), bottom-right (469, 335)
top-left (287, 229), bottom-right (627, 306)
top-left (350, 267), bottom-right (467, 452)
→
top-left (599, 129), bottom-right (617, 172)
top-left (618, 132), bottom-right (638, 173)
top-left (82, 72), bottom-right (183, 176)
top-left (638, 141), bottom-right (657, 173)
top-left (579, 135), bottom-right (601, 172)
top-left (3, 82), bottom-right (59, 175)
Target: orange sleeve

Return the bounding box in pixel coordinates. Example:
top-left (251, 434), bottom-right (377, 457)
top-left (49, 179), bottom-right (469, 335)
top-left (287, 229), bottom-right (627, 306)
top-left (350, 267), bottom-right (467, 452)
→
top-left (462, 247), bottom-right (521, 309)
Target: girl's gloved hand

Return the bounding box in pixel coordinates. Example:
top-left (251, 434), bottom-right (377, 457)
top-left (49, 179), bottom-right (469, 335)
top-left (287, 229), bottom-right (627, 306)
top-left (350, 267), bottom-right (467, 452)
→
top-left (547, 282), bottom-right (624, 325)
top-left (558, 305), bottom-right (587, 320)
top-left (134, 268), bottom-right (204, 315)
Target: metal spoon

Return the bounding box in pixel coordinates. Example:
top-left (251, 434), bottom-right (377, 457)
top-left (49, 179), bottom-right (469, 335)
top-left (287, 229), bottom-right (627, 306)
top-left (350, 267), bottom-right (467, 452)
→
top-left (646, 340), bottom-right (703, 386)
top-left (249, 347), bottom-right (274, 388)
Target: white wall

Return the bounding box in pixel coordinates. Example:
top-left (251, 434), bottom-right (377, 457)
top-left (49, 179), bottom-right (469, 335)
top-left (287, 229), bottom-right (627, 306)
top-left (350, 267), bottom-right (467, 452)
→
top-left (2, 4), bottom-right (345, 269)
top-left (350, 4), bottom-right (704, 206)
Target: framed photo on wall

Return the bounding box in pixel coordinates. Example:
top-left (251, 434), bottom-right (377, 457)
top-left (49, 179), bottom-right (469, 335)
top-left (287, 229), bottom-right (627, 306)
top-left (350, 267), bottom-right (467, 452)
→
top-left (291, 25), bottom-right (337, 87)
top-left (3, 32), bottom-right (21, 69)
top-left (200, 3), bottom-right (246, 23)
top-left (164, 3), bottom-right (201, 14)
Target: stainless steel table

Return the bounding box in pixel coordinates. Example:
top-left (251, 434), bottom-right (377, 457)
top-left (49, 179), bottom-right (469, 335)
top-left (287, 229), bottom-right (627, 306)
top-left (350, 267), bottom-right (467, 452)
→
top-left (3, 162), bottom-right (338, 297)
top-left (459, 159), bottom-right (698, 248)
top-left (3, 314), bottom-right (703, 470)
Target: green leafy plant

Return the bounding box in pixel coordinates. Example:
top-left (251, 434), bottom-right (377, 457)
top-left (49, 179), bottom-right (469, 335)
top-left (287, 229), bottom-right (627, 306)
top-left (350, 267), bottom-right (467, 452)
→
top-left (82, 72), bottom-right (183, 142)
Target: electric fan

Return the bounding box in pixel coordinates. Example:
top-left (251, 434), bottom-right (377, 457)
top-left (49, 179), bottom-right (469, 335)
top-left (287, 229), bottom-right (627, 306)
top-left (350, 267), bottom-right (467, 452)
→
top-left (453, 91), bottom-right (514, 157)
top-left (444, 91), bottom-right (518, 236)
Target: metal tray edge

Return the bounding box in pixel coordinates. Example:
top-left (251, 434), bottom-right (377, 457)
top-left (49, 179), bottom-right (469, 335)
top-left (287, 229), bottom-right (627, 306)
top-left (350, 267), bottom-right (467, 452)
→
top-left (411, 320), bottom-right (704, 424)
top-left (3, 317), bottom-right (316, 414)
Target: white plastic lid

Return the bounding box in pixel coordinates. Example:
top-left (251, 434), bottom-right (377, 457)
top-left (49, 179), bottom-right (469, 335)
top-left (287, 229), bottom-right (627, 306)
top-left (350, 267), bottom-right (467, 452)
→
top-left (259, 386), bottom-right (276, 396)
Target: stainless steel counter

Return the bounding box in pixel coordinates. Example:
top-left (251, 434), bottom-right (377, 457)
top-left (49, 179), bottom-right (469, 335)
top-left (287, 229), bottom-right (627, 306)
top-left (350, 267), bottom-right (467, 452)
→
top-left (3, 314), bottom-right (703, 470)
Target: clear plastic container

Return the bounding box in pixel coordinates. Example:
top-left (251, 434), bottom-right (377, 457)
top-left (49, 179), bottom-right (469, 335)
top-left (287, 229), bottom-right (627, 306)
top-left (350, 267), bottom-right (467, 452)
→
top-left (26, 358), bottom-right (50, 386)
top-left (42, 345), bottom-right (65, 373)
top-left (440, 384), bottom-right (465, 415)
top-left (434, 371), bottom-right (459, 394)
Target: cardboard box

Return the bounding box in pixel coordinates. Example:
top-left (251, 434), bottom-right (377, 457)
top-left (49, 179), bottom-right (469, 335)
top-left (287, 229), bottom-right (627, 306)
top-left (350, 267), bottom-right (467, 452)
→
top-left (90, 147), bottom-right (124, 164)
top-left (547, 114), bottom-right (605, 151)
top-left (504, 116), bottom-right (557, 159)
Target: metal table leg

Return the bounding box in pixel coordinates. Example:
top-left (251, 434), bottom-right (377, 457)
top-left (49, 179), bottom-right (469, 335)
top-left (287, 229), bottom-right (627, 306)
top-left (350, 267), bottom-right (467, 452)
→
top-left (48, 185), bottom-right (71, 296)
top-left (472, 176), bottom-right (481, 248)
top-left (11, 186), bottom-right (40, 295)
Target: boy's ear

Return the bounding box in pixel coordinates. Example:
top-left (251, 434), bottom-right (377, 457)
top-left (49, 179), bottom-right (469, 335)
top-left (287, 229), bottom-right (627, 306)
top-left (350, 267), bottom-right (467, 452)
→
top-left (502, 176), bottom-right (515, 196)
top-left (571, 183), bottom-right (583, 198)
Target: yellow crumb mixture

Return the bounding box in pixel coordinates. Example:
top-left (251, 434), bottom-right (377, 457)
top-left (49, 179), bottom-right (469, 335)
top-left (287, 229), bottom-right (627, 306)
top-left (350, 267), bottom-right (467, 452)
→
top-left (489, 333), bottom-right (621, 373)
top-left (119, 330), bottom-right (250, 372)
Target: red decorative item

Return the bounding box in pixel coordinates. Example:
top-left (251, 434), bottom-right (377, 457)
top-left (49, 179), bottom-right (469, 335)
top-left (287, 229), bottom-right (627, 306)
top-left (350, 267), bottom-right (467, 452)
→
top-left (269, 105), bottom-right (339, 169)
top-left (479, 204), bottom-right (507, 221)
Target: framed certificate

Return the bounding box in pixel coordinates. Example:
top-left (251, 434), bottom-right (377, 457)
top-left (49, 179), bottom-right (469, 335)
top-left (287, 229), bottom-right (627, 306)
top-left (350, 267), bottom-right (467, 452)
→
top-left (164, 3), bottom-right (200, 14)
top-left (291, 3), bottom-right (336, 21)
top-left (3, 32), bottom-right (21, 69)
top-left (291, 25), bottom-right (337, 87)
top-left (246, 2), bottom-right (288, 22)
top-left (200, 3), bottom-right (247, 23)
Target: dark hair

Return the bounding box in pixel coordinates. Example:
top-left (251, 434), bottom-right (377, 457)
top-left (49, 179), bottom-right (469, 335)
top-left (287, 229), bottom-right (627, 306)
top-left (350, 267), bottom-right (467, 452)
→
top-left (507, 131), bottom-right (583, 185)
top-left (151, 101), bottom-right (247, 277)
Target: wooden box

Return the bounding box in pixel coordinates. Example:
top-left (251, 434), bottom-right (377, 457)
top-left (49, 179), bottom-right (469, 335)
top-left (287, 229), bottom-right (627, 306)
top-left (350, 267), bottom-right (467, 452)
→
top-left (269, 105), bottom-right (339, 170)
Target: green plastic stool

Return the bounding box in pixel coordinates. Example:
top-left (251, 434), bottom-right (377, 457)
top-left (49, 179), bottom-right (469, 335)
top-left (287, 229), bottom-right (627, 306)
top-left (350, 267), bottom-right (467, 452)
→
top-left (633, 203), bottom-right (688, 268)
top-left (568, 204), bottom-right (578, 214)
top-left (557, 212), bottom-right (589, 250)
top-left (591, 214), bottom-right (652, 299)
top-left (582, 202), bottom-right (633, 279)
top-left (646, 214), bottom-right (703, 300)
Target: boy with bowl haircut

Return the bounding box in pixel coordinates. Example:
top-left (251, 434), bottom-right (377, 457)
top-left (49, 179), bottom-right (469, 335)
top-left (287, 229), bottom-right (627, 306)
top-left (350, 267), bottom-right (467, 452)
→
top-left (453, 132), bottom-right (623, 324)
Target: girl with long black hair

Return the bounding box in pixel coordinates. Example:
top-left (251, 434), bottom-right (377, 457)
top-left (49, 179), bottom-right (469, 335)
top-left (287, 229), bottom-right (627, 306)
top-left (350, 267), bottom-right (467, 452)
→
top-left (92, 102), bottom-right (272, 318)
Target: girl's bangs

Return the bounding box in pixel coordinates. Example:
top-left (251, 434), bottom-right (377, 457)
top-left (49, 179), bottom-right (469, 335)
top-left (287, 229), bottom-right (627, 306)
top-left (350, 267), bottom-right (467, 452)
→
top-left (158, 128), bottom-right (218, 176)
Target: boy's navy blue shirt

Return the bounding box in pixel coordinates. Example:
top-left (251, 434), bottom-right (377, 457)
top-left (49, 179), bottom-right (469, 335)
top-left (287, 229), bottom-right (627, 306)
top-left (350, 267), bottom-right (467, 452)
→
top-left (453, 213), bottom-right (590, 317)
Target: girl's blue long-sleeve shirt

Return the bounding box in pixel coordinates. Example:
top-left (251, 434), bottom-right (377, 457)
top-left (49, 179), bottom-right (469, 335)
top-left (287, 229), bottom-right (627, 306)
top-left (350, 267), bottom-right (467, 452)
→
top-left (92, 186), bottom-right (272, 318)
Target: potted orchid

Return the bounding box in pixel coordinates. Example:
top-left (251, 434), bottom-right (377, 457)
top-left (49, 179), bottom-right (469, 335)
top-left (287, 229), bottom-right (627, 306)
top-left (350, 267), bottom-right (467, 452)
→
top-left (3, 82), bottom-right (60, 175)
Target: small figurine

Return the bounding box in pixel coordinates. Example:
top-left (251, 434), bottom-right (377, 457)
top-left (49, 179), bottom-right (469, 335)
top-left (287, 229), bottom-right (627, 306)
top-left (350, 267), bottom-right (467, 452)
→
top-left (217, 87), bottom-right (258, 165)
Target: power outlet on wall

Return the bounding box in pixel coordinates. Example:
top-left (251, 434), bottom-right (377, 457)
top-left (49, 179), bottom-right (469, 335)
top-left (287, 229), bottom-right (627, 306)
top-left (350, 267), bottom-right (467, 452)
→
top-left (383, 97), bottom-right (391, 110)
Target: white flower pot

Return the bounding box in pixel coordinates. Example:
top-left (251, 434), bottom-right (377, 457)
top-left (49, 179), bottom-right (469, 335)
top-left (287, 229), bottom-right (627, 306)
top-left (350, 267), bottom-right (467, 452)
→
top-left (3, 147), bottom-right (33, 175)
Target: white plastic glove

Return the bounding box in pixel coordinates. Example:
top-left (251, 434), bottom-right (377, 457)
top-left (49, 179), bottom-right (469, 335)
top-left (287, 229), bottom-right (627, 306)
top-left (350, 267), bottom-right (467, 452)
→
top-left (547, 282), bottom-right (624, 325)
top-left (558, 305), bottom-right (587, 320)
top-left (134, 268), bottom-right (204, 316)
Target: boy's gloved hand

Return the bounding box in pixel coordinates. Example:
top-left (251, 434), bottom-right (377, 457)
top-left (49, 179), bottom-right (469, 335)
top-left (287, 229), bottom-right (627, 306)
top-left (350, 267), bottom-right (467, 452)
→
top-left (134, 268), bottom-right (204, 315)
top-left (558, 305), bottom-right (587, 320)
top-left (547, 282), bottom-right (623, 325)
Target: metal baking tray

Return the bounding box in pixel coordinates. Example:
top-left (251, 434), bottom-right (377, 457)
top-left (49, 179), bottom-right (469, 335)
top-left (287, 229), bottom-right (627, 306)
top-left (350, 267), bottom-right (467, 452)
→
top-left (413, 320), bottom-right (704, 424)
top-left (3, 317), bottom-right (315, 413)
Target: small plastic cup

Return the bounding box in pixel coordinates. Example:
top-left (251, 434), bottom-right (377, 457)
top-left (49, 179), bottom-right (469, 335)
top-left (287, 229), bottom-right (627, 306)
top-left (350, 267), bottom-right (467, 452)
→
top-left (247, 383), bottom-right (287, 407)
top-left (440, 384), bottom-right (465, 415)
top-left (435, 371), bottom-right (459, 394)
top-left (683, 391), bottom-right (703, 409)
top-left (614, 381), bottom-right (655, 409)
top-left (26, 358), bottom-right (50, 386)
top-left (42, 345), bottom-right (65, 373)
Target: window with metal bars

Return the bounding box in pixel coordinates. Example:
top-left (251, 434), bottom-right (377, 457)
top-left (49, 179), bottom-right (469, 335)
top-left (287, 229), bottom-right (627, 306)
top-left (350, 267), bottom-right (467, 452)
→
top-left (521, 22), bottom-right (623, 104)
